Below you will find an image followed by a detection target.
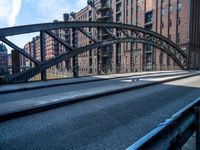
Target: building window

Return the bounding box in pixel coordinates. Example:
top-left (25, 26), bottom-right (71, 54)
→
top-left (116, 3), bottom-right (121, 12)
top-left (177, 25), bottom-right (180, 33)
top-left (145, 11), bottom-right (153, 23)
top-left (161, 8), bottom-right (165, 16)
top-left (168, 34), bottom-right (171, 39)
top-left (169, 6), bottom-right (172, 13)
top-left (177, 33), bottom-right (180, 43)
top-left (116, 13), bottom-right (121, 22)
top-left (161, 21), bottom-right (164, 28)
top-left (178, 3), bottom-right (182, 11)
top-left (169, 19), bottom-right (172, 26)
top-left (89, 68), bottom-right (92, 73)
top-left (160, 52), bottom-right (164, 65)
top-left (177, 17), bottom-right (181, 25)
top-left (89, 10), bottom-right (92, 17)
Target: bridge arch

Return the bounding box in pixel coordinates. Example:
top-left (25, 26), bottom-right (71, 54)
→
top-left (0, 21), bottom-right (187, 83)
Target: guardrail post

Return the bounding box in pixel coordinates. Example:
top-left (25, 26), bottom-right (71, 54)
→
top-left (40, 31), bottom-right (46, 81)
top-left (96, 27), bottom-right (101, 75)
top-left (195, 107), bottom-right (200, 150)
top-left (72, 27), bottom-right (78, 77)
top-left (11, 50), bottom-right (20, 75)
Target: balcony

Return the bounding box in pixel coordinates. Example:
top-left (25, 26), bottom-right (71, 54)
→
top-left (116, 3), bottom-right (121, 14)
top-left (101, 47), bottom-right (110, 57)
top-left (96, 3), bottom-right (110, 11)
top-left (101, 30), bottom-right (109, 38)
top-left (116, 13), bottom-right (121, 22)
top-left (116, 0), bottom-right (121, 4)
top-left (145, 11), bottom-right (153, 24)
top-left (96, 13), bottom-right (110, 21)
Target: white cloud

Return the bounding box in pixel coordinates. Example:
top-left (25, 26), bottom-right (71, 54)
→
top-left (8, 0), bottom-right (22, 27)
top-left (0, 0), bottom-right (12, 19)
top-left (37, 0), bottom-right (70, 21)
top-left (0, 0), bottom-right (22, 27)
top-left (36, 0), bottom-right (87, 22)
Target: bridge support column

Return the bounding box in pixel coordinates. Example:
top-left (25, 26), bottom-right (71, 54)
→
top-left (40, 31), bottom-right (46, 81)
top-left (11, 50), bottom-right (20, 74)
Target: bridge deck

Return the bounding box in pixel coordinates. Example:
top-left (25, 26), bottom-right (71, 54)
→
top-left (0, 74), bottom-right (200, 150)
top-left (1, 71), bottom-right (199, 120)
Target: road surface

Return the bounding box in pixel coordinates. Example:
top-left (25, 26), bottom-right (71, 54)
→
top-left (0, 75), bottom-right (200, 150)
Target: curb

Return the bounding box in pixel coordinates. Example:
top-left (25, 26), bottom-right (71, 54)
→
top-left (0, 71), bottom-right (184, 94)
top-left (0, 73), bottom-right (199, 122)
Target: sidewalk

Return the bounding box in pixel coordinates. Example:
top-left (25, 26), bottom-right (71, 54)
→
top-left (0, 70), bottom-right (184, 94)
top-left (1, 71), bottom-right (199, 121)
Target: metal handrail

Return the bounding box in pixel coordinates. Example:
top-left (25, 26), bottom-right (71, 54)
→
top-left (126, 97), bottom-right (200, 150)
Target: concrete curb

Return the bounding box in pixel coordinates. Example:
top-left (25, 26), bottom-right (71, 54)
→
top-left (0, 73), bottom-right (199, 122)
top-left (0, 71), bottom-right (184, 94)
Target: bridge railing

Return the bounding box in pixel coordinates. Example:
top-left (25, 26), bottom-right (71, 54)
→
top-left (0, 65), bottom-right (182, 84)
top-left (0, 21), bottom-right (187, 84)
top-left (126, 97), bottom-right (200, 150)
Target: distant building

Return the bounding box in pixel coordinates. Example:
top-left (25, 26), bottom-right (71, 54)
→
top-left (0, 43), bottom-right (8, 75)
top-left (22, 14), bottom-right (73, 77)
top-left (24, 36), bottom-right (39, 67)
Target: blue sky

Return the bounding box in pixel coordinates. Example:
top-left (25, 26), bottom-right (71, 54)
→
top-left (0, 0), bottom-right (87, 53)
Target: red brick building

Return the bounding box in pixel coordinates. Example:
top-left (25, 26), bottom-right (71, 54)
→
top-left (23, 0), bottom-right (200, 78)
top-left (23, 15), bottom-right (73, 78)
top-left (73, 0), bottom-right (200, 75)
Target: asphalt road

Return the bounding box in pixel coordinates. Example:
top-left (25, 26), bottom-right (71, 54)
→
top-left (0, 75), bottom-right (200, 150)
top-left (0, 71), bottom-right (190, 103)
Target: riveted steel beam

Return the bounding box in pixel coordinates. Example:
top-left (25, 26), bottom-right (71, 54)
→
top-left (0, 21), bottom-right (188, 83)
top-left (0, 37), bottom-right (40, 64)
top-left (0, 21), bottom-right (186, 57)
top-left (45, 30), bottom-right (74, 51)
top-left (3, 37), bottom-right (185, 83)
top-left (77, 28), bottom-right (99, 42)
top-left (121, 29), bottom-right (131, 38)
top-left (102, 28), bottom-right (116, 39)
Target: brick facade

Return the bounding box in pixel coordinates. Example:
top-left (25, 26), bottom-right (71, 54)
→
top-left (74, 0), bottom-right (200, 74)
top-left (22, 0), bottom-right (200, 78)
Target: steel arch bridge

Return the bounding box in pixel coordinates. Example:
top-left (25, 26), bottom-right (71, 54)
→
top-left (0, 21), bottom-right (187, 84)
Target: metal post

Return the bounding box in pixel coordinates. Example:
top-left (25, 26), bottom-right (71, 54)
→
top-left (143, 33), bottom-right (146, 71)
top-left (195, 107), bottom-right (200, 150)
top-left (40, 31), bottom-right (46, 80)
top-left (130, 31), bottom-right (134, 72)
top-left (72, 28), bottom-right (78, 77)
top-left (11, 50), bottom-right (20, 74)
top-left (97, 27), bottom-right (101, 75)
